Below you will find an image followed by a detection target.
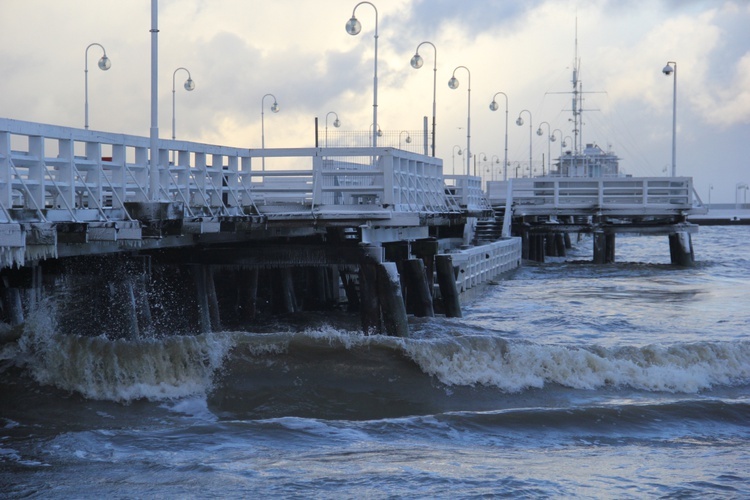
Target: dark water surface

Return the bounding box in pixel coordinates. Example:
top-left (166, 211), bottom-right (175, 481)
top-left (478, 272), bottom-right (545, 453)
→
top-left (2, 226), bottom-right (749, 498)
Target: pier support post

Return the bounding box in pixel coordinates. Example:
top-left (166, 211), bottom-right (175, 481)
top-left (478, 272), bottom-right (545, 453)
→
top-left (193, 265), bottom-right (212, 333)
top-left (403, 258), bottom-right (434, 317)
top-left (555, 234), bottom-right (567, 257)
top-left (272, 267), bottom-right (298, 314)
top-left (435, 254), bottom-right (462, 318)
top-left (593, 232), bottom-right (615, 264)
top-left (339, 269), bottom-right (360, 312)
top-left (237, 268), bottom-right (259, 322)
top-left (376, 261), bottom-right (409, 338)
top-left (358, 260), bottom-right (381, 334)
top-left (545, 234), bottom-right (558, 257)
top-left (669, 232), bottom-right (694, 267)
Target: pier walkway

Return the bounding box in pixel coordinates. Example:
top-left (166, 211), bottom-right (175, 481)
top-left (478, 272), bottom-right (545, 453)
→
top-left (487, 177), bottom-right (707, 265)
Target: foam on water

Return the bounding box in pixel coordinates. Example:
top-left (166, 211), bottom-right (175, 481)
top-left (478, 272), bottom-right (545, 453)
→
top-left (405, 335), bottom-right (750, 393)
top-left (14, 304), bottom-right (235, 402)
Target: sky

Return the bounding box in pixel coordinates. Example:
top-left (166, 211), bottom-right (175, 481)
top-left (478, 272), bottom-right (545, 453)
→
top-left (1, 0), bottom-right (748, 202)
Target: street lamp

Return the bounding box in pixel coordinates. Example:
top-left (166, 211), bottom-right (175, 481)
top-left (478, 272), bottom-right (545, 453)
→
top-left (399, 130), bottom-right (412, 149)
top-left (708, 184), bottom-right (713, 211)
top-left (325, 111), bottom-right (341, 147)
top-left (489, 92), bottom-right (509, 181)
top-left (171, 67), bottom-right (195, 141)
top-left (663, 61), bottom-right (677, 177)
top-left (536, 121), bottom-right (552, 176)
top-left (490, 155), bottom-right (501, 181)
top-left (84, 42), bottom-right (111, 130)
top-left (346, 1), bottom-right (379, 147)
top-left (452, 145), bottom-right (463, 175)
top-left (516, 109), bottom-right (533, 177)
top-left (261, 93), bottom-right (280, 171)
top-left (410, 41), bottom-right (437, 157)
top-left (448, 65), bottom-right (471, 176)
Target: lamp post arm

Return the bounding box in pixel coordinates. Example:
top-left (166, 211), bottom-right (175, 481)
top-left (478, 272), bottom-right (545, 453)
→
top-left (84, 42), bottom-right (108, 130)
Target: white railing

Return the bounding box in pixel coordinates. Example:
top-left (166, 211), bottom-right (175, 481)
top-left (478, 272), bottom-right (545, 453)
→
top-left (246, 147), bottom-right (460, 216)
top-left (450, 238), bottom-right (522, 292)
top-left (444, 175), bottom-right (492, 212)
top-left (0, 118), bottom-right (459, 223)
top-left (486, 177), bottom-right (704, 216)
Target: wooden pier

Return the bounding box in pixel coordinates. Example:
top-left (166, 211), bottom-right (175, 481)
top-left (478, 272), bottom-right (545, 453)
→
top-left (0, 118), bottom-right (520, 338)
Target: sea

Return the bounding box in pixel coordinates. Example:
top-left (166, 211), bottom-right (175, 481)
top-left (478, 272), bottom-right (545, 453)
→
top-left (1, 225), bottom-right (749, 499)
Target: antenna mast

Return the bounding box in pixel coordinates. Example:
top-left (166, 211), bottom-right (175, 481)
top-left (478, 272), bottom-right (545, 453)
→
top-left (572, 17), bottom-right (581, 156)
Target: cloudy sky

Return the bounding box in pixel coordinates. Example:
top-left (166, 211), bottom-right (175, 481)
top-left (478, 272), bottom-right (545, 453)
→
top-left (1, 0), bottom-right (748, 202)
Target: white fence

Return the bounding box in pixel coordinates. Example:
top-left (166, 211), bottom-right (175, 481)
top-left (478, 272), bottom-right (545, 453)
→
top-left (0, 118), bottom-right (461, 224)
top-left (487, 177), bottom-right (706, 216)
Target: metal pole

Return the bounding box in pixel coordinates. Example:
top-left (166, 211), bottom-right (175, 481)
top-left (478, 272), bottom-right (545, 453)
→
top-left (671, 63), bottom-right (677, 177)
top-left (149, 0), bottom-right (159, 201)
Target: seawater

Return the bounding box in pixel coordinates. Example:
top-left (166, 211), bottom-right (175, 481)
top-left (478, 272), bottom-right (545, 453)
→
top-left (2, 226), bottom-right (749, 498)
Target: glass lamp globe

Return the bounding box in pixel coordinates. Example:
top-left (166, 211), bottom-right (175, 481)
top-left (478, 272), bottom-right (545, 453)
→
top-left (184, 78), bottom-right (195, 91)
top-left (377, 129), bottom-right (383, 137)
top-left (516, 117), bottom-right (524, 126)
top-left (536, 128), bottom-right (543, 136)
top-left (448, 76), bottom-right (459, 89)
top-left (405, 136), bottom-right (411, 144)
top-left (662, 64), bottom-right (674, 76)
top-left (346, 17), bottom-right (361, 35)
top-left (271, 102), bottom-right (280, 113)
top-left (489, 100), bottom-right (499, 111)
top-left (333, 118), bottom-right (341, 128)
top-left (550, 135), bottom-right (557, 142)
top-left (410, 54), bottom-right (424, 69)
top-left (98, 55), bottom-right (111, 71)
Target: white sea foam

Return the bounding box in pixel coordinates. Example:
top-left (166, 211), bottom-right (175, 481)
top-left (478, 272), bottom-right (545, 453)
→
top-left (405, 336), bottom-right (750, 393)
top-left (16, 307), bottom-right (235, 402)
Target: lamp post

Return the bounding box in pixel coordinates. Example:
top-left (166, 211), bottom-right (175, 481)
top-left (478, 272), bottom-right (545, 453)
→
top-left (516, 109), bottom-right (533, 177)
top-left (84, 42), bottom-right (111, 130)
top-left (452, 145), bottom-right (464, 175)
top-left (708, 184), bottom-right (713, 211)
top-left (410, 41), bottom-right (437, 157)
top-left (399, 131), bottom-right (412, 149)
top-left (489, 92), bottom-right (509, 181)
top-left (261, 93), bottom-right (280, 171)
top-left (475, 152), bottom-right (487, 178)
top-left (536, 121), bottom-right (552, 176)
top-left (662, 61), bottom-right (677, 177)
top-left (346, 1), bottom-right (379, 147)
top-left (325, 111), bottom-right (341, 147)
top-left (369, 123), bottom-right (383, 145)
top-left (515, 162), bottom-right (521, 179)
top-left (490, 155), bottom-right (501, 181)
top-left (171, 67), bottom-right (195, 141)
top-left (448, 66), bottom-right (471, 176)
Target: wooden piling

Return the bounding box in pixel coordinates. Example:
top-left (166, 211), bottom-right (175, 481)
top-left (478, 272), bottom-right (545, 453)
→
top-left (555, 234), bottom-right (567, 257)
top-left (376, 261), bottom-right (409, 338)
top-left (669, 232), bottom-right (694, 267)
top-left (593, 232), bottom-right (607, 264)
top-left (403, 258), bottom-right (435, 317)
top-left (358, 259), bottom-right (381, 334)
top-left (435, 254), bottom-right (462, 318)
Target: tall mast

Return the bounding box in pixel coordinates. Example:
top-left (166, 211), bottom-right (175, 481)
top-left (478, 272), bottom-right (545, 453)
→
top-left (572, 17), bottom-right (581, 156)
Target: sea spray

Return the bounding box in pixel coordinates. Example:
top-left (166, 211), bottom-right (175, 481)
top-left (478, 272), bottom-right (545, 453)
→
top-left (16, 304), bottom-right (235, 402)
